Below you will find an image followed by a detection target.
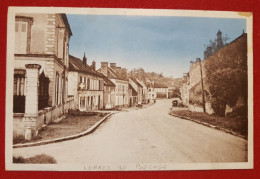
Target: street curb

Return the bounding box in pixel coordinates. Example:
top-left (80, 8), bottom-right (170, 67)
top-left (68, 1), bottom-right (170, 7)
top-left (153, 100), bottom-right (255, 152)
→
top-left (13, 112), bottom-right (116, 148)
top-left (168, 112), bottom-right (247, 140)
top-left (124, 102), bottom-right (155, 112)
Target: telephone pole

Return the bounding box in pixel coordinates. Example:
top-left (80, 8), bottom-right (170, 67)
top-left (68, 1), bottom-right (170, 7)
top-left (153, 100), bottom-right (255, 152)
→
top-left (199, 58), bottom-right (206, 112)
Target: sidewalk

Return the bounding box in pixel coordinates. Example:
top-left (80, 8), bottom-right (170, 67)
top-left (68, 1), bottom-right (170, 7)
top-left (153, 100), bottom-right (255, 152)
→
top-left (97, 101), bottom-right (155, 112)
top-left (13, 112), bottom-right (115, 148)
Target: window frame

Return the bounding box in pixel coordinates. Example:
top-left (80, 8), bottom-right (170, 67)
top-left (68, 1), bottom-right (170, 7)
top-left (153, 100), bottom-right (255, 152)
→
top-left (15, 16), bottom-right (33, 54)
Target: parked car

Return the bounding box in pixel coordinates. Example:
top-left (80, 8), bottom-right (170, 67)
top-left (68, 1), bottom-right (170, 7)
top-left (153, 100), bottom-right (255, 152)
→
top-left (172, 98), bottom-right (182, 107)
top-left (172, 100), bottom-right (178, 107)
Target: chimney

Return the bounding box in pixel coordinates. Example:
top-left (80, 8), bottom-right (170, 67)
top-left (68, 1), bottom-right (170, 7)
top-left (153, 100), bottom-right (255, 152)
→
top-left (83, 52), bottom-right (87, 65)
top-left (92, 61), bottom-right (96, 70)
top-left (110, 63), bottom-right (116, 70)
top-left (101, 62), bottom-right (108, 77)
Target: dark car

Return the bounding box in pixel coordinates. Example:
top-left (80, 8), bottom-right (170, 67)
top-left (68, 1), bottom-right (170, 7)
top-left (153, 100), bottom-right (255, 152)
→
top-left (172, 100), bottom-right (178, 107)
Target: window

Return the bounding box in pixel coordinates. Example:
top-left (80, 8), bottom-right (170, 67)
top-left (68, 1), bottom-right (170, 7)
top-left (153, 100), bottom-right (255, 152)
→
top-left (15, 16), bottom-right (33, 54)
top-left (13, 70), bottom-right (26, 113)
top-left (90, 79), bottom-right (93, 90)
top-left (87, 78), bottom-right (90, 90)
top-left (55, 73), bottom-right (59, 105)
top-left (15, 21), bottom-right (28, 54)
top-left (80, 76), bottom-right (82, 83)
top-left (80, 97), bottom-right (85, 108)
top-left (87, 96), bottom-right (90, 106)
top-left (61, 76), bottom-right (64, 104)
top-left (38, 71), bottom-right (50, 110)
top-left (13, 75), bottom-right (25, 96)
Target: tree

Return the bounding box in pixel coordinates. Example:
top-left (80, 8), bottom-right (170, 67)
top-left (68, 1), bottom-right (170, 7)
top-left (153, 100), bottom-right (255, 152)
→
top-left (120, 68), bottom-right (128, 80)
top-left (204, 35), bottom-right (247, 116)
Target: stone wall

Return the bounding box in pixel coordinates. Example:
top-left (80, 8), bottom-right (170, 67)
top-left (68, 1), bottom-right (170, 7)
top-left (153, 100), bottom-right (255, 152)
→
top-left (13, 96), bottom-right (74, 140)
top-left (13, 114), bottom-right (25, 138)
top-left (187, 33), bottom-right (247, 114)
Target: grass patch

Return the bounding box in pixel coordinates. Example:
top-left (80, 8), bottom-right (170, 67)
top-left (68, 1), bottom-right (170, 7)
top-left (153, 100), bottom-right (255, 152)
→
top-left (13, 112), bottom-right (109, 144)
top-left (170, 110), bottom-right (247, 138)
top-left (13, 135), bottom-right (28, 145)
top-left (13, 154), bottom-right (57, 164)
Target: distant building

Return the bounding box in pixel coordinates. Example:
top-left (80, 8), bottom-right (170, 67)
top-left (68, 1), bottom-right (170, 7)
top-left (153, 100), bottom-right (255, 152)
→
top-left (137, 79), bottom-right (149, 104)
top-left (128, 84), bottom-right (138, 107)
top-left (101, 73), bottom-right (116, 109)
top-left (180, 74), bottom-right (190, 106)
top-left (98, 62), bottom-right (129, 107)
top-left (168, 86), bottom-right (178, 99)
top-left (182, 31), bottom-right (247, 114)
top-left (13, 13), bottom-right (73, 140)
top-left (204, 30), bottom-right (225, 59)
top-left (68, 54), bottom-right (104, 111)
top-left (147, 81), bottom-right (168, 100)
top-left (129, 78), bottom-right (143, 105)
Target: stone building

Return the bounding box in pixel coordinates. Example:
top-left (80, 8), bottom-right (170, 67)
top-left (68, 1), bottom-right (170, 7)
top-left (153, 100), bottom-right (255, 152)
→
top-left (148, 82), bottom-right (169, 99)
top-left (136, 79), bottom-right (149, 104)
top-left (13, 13), bottom-right (73, 140)
top-left (101, 73), bottom-right (116, 109)
top-left (182, 31), bottom-right (247, 114)
top-left (98, 62), bottom-right (129, 107)
top-left (204, 30), bottom-right (225, 59)
top-left (129, 78), bottom-right (143, 105)
top-left (68, 54), bottom-right (104, 111)
top-left (128, 84), bottom-right (138, 107)
top-left (180, 73), bottom-right (190, 106)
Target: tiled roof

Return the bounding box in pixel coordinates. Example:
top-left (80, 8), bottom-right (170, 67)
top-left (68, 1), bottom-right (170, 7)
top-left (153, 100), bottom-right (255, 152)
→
top-left (129, 84), bottom-right (138, 96)
top-left (136, 79), bottom-right (147, 88)
top-left (100, 73), bottom-right (115, 86)
top-left (153, 83), bottom-right (168, 88)
top-left (147, 82), bottom-right (168, 88)
top-left (69, 55), bottom-right (103, 78)
top-left (107, 68), bottom-right (119, 79)
top-left (97, 67), bottom-right (128, 81)
top-left (130, 77), bottom-right (143, 88)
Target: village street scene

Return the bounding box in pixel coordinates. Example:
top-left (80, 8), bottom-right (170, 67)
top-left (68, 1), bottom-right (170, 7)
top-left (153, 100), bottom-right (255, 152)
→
top-left (11, 11), bottom-right (249, 167)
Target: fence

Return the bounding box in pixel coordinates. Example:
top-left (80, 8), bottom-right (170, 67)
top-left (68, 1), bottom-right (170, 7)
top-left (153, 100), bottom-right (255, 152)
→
top-left (188, 102), bottom-right (214, 114)
top-left (13, 96), bottom-right (75, 138)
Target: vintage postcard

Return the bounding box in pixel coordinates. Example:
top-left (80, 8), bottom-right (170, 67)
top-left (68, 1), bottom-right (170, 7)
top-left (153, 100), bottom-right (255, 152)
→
top-left (5, 7), bottom-right (253, 171)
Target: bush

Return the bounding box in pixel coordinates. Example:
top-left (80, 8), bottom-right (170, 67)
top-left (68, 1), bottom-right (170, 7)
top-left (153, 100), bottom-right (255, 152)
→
top-left (69, 109), bottom-right (100, 116)
top-left (13, 135), bottom-right (28, 145)
top-left (13, 156), bottom-right (25, 163)
top-left (226, 106), bottom-right (247, 118)
top-left (211, 98), bottom-right (226, 117)
top-left (170, 109), bottom-right (247, 137)
top-left (13, 154), bottom-right (57, 164)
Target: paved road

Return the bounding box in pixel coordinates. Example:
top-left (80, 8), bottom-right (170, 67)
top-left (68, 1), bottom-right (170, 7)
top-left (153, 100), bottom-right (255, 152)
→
top-left (13, 99), bottom-right (247, 164)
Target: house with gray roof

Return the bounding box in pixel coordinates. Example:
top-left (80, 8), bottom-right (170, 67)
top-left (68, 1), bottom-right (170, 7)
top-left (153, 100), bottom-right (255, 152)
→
top-left (68, 54), bottom-right (104, 111)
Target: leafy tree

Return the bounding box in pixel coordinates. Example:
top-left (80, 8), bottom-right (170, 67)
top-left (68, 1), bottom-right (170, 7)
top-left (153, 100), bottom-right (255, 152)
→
top-left (120, 68), bottom-right (128, 80)
top-left (204, 35), bottom-right (247, 116)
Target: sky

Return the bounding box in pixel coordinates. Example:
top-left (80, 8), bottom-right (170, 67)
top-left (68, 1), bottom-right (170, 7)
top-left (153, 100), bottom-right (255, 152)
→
top-left (67, 14), bottom-right (246, 78)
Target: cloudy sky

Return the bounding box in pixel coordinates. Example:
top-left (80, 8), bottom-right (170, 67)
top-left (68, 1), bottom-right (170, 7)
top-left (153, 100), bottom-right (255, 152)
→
top-left (67, 14), bottom-right (246, 78)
